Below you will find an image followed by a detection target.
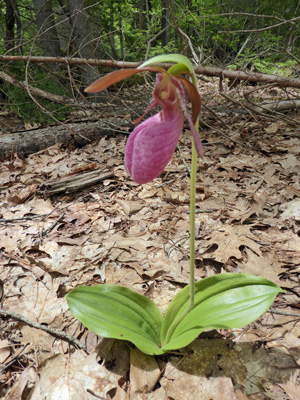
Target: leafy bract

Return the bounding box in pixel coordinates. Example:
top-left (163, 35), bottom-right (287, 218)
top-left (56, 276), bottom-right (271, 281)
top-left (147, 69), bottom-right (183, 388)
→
top-left (85, 67), bottom-right (163, 93)
top-left (66, 285), bottom-right (164, 355)
top-left (160, 273), bottom-right (283, 351)
top-left (139, 54), bottom-right (195, 76)
top-left (167, 62), bottom-right (190, 76)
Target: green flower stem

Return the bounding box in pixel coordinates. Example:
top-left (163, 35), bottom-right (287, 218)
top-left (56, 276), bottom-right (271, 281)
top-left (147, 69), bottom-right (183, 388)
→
top-left (188, 139), bottom-right (197, 310)
top-left (188, 71), bottom-right (198, 311)
top-left (161, 139), bottom-right (198, 346)
top-left (161, 67), bottom-right (199, 346)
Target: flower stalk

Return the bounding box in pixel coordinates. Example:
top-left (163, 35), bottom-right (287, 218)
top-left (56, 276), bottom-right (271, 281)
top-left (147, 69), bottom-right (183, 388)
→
top-left (188, 71), bottom-right (199, 311)
top-left (161, 82), bottom-right (199, 346)
top-left (189, 140), bottom-right (197, 310)
top-left (85, 54), bottom-right (202, 334)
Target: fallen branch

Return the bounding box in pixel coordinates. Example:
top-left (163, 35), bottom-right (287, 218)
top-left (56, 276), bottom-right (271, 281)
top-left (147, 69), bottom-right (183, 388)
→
top-left (1, 55), bottom-right (300, 88)
top-left (268, 308), bottom-right (300, 318)
top-left (0, 70), bottom-right (83, 106)
top-left (0, 309), bottom-right (87, 349)
top-left (250, 99), bottom-right (300, 113)
top-left (0, 55), bottom-right (139, 68)
top-left (40, 169), bottom-right (114, 195)
top-left (197, 65), bottom-right (300, 88)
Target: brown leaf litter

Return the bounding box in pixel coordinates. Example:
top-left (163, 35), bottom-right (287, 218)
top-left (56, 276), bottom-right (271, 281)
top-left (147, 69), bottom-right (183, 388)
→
top-left (1, 80), bottom-right (300, 399)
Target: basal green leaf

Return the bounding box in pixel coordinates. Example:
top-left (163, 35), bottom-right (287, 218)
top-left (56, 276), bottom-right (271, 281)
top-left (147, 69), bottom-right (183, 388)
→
top-left (67, 285), bottom-right (164, 355)
top-left (161, 273), bottom-right (283, 351)
top-left (140, 54), bottom-right (195, 75)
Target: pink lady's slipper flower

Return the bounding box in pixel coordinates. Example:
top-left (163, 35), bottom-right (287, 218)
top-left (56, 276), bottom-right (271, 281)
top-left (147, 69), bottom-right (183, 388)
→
top-left (86, 59), bottom-right (204, 184)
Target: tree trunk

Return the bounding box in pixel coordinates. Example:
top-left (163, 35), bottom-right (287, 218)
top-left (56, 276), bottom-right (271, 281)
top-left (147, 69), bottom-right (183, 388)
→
top-left (139, 0), bottom-right (146, 31)
top-left (4, 0), bottom-right (15, 50)
top-left (67, 0), bottom-right (98, 87)
top-left (172, 0), bottom-right (178, 50)
top-left (118, 4), bottom-right (124, 59)
top-left (4, 0), bottom-right (22, 53)
top-left (106, 3), bottom-right (119, 60)
top-left (32, 0), bottom-right (62, 59)
top-left (161, 0), bottom-right (170, 47)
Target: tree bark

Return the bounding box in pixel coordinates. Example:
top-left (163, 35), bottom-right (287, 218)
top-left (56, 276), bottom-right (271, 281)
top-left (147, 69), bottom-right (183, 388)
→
top-left (139, 0), bottom-right (146, 31)
top-left (32, 0), bottom-right (62, 59)
top-left (4, 0), bottom-right (22, 52)
top-left (40, 169), bottom-right (114, 195)
top-left (4, 0), bottom-right (15, 50)
top-left (0, 119), bottom-right (130, 160)
top-left (106, 3), bottom-right (119, 60)
top-left (67, 0), bottom-right (98, 87)
top-left (161, 0), bottom-right (171, 46)
top-left (246, 99), bottom-right (300, 113)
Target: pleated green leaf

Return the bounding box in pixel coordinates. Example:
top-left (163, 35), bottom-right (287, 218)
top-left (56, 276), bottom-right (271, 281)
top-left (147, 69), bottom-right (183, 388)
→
top-left (66, 285), bottom-right (164, 355)
top-left (161, 273), bottom-right (283, 351)
top-left (67, 274), bottom-right (282, 355)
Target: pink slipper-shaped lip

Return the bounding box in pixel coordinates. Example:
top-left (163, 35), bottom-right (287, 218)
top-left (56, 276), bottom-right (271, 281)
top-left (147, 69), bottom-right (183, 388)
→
top-left (86, 67), bottom-right (204, 184)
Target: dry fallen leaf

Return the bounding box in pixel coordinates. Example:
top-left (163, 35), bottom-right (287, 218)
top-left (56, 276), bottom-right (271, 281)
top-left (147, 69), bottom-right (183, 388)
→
top-left (279, 370), bottom-right (300, 400)
top-left (202, 225), bottom-right (262, 264)
top-left (29, 351), bottom-right (120, 400)
top-left (129, 348), bottom-right (161, 398)
top-left (1, 79), bottom-right (300, 399)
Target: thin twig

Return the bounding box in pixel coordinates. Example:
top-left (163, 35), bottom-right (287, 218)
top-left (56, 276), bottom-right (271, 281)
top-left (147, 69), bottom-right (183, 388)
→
top-left (41, 212), bottom-right (65, 237)
top-left (195, 12), bottom-right (286, 23)
top-left (199, 118), bottom-right (255, 150)
top-left (0, 344), bottom-right (29, 374)
top-left (202, 104), bottom-right (230, 130)
top-left (86, 389), bottom-right (107, 399)
top-left (242, 83), bottom-right (277, 97)
top-left (145, 26), bottom-right (170, 61)
top-left (0, 215), bottom-right (44, 223)
top-left (220, 16), bottom-right (300, 33)
top-left (268, 309), bottom-right (300, 318)
top-left (177, 146), bottom-right (191, 174)
top-left (0, 309), bottom-right (87, 349)
top-left (0, 193), bottom-right (91, 225)
top-left (218, 92), bottom-right (258, 122)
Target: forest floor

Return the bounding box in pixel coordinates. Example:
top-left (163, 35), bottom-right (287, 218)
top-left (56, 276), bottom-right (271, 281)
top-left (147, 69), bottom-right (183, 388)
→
top-left (1, 78), bottom-right (300, 400)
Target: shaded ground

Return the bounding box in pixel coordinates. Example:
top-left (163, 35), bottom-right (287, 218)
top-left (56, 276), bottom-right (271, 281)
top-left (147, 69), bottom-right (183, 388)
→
top-left (1, 79), bottom-right (300, 399)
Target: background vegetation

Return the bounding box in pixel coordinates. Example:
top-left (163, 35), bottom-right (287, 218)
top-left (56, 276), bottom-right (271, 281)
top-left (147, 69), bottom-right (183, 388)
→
top-left (1, 0), bottom-right (300, 122)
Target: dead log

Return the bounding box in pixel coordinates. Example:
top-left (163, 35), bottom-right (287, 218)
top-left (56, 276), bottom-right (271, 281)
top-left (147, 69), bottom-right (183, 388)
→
top-left (0, 118), bottom-right (130, 160)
